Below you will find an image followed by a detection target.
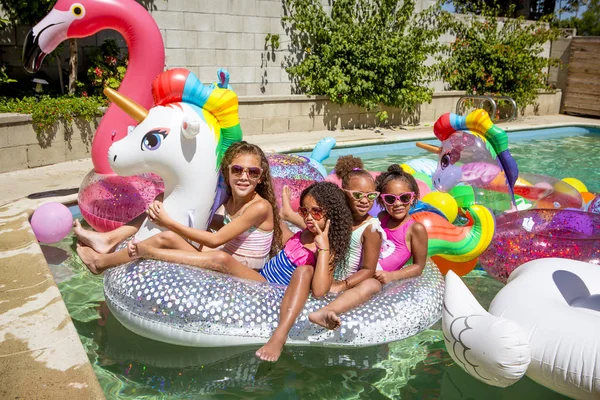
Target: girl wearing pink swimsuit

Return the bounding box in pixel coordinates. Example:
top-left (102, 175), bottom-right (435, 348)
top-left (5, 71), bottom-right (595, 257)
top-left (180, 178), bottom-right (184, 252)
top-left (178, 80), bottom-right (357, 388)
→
top-left (375, 165), bottom-right (429, 284)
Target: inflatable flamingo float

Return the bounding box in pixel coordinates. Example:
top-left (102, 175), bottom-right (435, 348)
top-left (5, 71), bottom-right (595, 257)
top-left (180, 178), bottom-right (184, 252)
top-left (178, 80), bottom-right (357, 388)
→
top-left (23, 0), bottom-right (166, 232)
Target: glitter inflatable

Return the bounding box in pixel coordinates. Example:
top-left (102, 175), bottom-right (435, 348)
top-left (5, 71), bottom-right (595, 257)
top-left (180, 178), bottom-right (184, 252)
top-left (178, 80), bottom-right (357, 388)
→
top-left (588, 194), bottom-right (600, 214)
top-left (478, 209), bottom-right (600, 283)
top-left (24, 0), bottom-right (166, 232)
top-left (443, 258), bottom-right (600, 399)
top-left (268, 136), bottom-right (337, 211)
top-left (104, 259), bottom-right (444, 348)
top-left (418, 110), bottom-right (584, 211)
top-left (99, 68), bottom-right (446, 349)
top-left (268, 153), bottom-right (326, 212)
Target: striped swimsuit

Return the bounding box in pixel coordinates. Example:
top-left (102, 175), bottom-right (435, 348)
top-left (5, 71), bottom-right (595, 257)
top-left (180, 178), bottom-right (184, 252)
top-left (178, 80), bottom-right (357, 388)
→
top-left (260, 231), bottom-right (316, 285)
top-left (220, 204), bottom-right (274, 270)
top-left (334, 218), bottom-right (384, 281)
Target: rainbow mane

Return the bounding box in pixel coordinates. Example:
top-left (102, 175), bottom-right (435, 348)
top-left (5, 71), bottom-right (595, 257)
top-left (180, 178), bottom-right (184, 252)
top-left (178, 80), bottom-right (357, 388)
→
top-left (152, 68), bottom-right (243, 166)
top-left (434, 110), bottom-right (518, 203)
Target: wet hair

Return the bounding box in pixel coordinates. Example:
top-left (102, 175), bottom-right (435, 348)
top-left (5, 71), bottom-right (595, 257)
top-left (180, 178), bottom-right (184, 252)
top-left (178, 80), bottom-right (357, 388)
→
top-left (375, 164), bottom-right (420, 207)
top-left (300, 182), bottom-right (353, 271)
top-left (221, 141), bottom-right (282, 257)
top-left (334, 155), bottom-right (374, 189)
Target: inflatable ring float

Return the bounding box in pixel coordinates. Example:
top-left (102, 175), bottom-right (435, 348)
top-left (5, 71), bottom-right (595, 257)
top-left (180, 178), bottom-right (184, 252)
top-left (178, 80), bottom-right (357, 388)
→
top-left (105, 259), bottom-right (444, 347)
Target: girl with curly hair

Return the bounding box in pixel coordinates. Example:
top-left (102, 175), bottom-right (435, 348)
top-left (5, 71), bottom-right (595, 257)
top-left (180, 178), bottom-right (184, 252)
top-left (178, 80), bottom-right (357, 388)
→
top-left (374, 164), bottom-right (428, 285)
top-left (256, 181), bottom-right (353, 362)
top-left (306, 156), bottom-right (384, 330)
top-left (78, 141), bottom-right (282, 275)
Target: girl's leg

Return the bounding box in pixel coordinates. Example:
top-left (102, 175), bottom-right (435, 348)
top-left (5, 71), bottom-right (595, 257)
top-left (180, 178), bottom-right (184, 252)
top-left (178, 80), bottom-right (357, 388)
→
top-left (77, 230), bottom-right (195, 274)
top-left (74, 213), bottom-right (146, 254)
top-left (134, 241), bottom-right (266, 282)
top-left (309, 278), bottom-right (381, 330)
top-left (256, 264), bottom-right (315, 362)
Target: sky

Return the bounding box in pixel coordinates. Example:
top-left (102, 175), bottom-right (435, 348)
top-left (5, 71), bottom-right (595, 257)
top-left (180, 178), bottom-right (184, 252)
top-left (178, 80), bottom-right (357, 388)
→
top-left (441, 1), bottom-right (588, 19)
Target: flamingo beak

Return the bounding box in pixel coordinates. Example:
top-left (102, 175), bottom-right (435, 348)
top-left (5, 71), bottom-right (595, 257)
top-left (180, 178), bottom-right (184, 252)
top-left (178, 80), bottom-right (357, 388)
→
top-left (104, 88), bottom-right (149, 123)
top-left (22, 8), bottom-right (73, 73)
top-left (416, 142), bottom-right (442, 154)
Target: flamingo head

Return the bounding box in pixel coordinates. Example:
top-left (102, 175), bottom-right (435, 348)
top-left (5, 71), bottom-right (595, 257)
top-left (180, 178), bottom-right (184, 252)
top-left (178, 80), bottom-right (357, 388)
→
top-left (23, 0), bottom-right (119, 72)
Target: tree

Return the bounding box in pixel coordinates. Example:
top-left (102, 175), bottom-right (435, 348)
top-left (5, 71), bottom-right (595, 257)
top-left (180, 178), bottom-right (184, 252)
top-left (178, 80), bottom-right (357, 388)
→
top-left (448, 0), bottom-right (557, 20)
top-left (282, 0), bottom-right (450, 116)
top-left (578, 0), bottom-right (600, 35)
top-left (442, 4), bottom-right (560, 109)
top-left (0, 0), bottom-right (77, 94)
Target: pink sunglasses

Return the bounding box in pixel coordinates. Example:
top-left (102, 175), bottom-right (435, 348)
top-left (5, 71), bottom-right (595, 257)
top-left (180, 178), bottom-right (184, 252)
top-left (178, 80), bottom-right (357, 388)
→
top-left (381, 192), bottom-right (415, 206)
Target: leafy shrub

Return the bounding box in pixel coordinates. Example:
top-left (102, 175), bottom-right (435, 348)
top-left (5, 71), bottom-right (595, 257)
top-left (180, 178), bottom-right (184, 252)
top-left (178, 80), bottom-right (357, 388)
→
top-left (281, 0), bottom-right (449, 114)
top-left (0, 95), bottom-right (106, 144)
top-left (441, 4), bottom-right (560, 109)
top-left (78, 39), bottom-right (127, 96)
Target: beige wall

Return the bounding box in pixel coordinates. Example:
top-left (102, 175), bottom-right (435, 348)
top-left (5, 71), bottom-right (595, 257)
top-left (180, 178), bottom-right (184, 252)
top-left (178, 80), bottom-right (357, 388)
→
top-left (0, 89), bottom-right (562, 173)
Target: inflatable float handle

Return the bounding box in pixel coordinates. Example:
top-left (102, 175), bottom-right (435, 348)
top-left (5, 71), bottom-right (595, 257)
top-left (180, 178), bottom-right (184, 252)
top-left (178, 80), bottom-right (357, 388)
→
top-left (310, 137), bottom-right (336, 163)
top-left (309, 137), bottom-right (336, 177)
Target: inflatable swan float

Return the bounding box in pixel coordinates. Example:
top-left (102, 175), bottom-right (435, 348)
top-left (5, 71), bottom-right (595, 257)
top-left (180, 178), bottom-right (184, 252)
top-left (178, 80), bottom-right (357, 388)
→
top-left (443, 258), bottom-right (600, 399)
top-left (100, 68), bottom-right (497, 348)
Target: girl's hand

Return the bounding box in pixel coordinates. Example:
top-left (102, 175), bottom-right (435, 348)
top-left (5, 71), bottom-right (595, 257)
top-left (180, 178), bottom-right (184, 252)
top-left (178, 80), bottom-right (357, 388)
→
top-left (374, 270), bottom-right (394, 285)
top-left (314, 219), bottom-right (330, 252)
top-left (147, 200), bottom-right (173, 228)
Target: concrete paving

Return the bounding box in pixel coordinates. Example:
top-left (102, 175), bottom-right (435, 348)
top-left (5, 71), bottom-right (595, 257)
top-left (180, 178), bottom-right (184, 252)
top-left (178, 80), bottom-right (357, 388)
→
top-left (0, 113), bottom-right (598, 399)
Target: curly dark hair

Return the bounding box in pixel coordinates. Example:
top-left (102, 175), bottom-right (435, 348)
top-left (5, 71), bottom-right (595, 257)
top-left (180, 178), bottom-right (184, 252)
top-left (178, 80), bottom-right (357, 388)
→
top-left (300, 182), bottom-right (353, 270)
top-left (375, 164), bottom-right (420, 207)
top-left (221, 141), bottom-right (282, 257)
top-left (334, 155), bottom-right (373, 189)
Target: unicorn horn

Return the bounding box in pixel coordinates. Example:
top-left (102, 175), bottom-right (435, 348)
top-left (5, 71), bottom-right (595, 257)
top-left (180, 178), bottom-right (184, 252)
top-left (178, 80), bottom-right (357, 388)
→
top-left (416, 142), bottom-right (441, 154)
top-left (104, 87), bottom-right (149, 123)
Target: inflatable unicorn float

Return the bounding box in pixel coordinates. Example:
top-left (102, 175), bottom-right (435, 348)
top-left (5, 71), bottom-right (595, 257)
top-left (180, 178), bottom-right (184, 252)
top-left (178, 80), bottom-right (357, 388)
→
top-left (93, 67), bottom-right (500, 348)
top-left (418, 110), bottom-right (600, 280)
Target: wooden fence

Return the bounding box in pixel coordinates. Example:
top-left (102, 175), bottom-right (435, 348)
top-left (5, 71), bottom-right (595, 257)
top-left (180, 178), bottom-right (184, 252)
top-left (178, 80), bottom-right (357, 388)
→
top-left (563, 37), bottom-right (600, 117)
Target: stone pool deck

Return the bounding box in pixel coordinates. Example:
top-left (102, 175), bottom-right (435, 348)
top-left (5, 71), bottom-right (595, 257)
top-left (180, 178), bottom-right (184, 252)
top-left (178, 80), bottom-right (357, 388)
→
top-left (0, 113), bottom-right (598, 399)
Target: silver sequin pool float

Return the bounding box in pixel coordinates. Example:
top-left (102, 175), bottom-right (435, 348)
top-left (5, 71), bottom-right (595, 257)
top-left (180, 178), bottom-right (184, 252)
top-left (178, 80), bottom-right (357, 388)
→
top-left (104, 259), bottom-right (444, 347)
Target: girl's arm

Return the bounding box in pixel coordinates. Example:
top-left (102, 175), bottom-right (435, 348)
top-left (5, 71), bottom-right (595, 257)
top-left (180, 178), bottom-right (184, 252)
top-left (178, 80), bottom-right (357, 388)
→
top-left (310, 220), bottom-right (334, 298)
top-left (333, 227), bottom-right (382, 292)
top-left (152, 200), bottom-right (271, 248)
top-left (376, 222), bottom-right (428, 283)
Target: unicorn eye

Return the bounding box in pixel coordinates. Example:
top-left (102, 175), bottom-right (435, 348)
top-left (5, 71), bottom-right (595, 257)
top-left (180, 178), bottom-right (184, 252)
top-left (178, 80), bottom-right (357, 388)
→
top-left (141, 129), bottom-right (168, 151)
top-left (440, 154), bottom-right (451, 169)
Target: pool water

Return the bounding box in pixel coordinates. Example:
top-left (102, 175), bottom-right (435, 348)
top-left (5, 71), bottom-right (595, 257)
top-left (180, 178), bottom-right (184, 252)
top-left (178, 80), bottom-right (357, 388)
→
top-left (45, 128), bottom-right (600, 399)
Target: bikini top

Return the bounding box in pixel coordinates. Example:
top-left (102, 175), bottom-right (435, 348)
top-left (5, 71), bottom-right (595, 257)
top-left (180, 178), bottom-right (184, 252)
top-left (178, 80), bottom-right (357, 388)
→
top-left (221, 201), bottom-right (274, 259)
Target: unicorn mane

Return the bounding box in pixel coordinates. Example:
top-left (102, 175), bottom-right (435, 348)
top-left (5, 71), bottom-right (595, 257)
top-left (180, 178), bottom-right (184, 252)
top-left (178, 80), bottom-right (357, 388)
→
top-left (151, 69), bottom-right (243, 166)
top-left (434, 110), bottom-right (518, 203)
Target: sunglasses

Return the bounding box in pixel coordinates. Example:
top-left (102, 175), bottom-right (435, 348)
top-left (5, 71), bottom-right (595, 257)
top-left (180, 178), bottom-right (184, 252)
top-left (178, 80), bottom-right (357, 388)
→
top-left (229, 165), bottom-right (263, 180)
top-left (381, 192), bottom-right (415, 206)
top-left (344, 189), bottom-right (379, 202)
top-left (298, 206), bottom-right (325, 221)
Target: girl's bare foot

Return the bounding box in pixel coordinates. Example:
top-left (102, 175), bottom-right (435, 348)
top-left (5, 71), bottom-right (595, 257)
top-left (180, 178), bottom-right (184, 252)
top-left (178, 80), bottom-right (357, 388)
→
top-left (76, 243), bottom-right (103, 275)
top-left (256, 333), bottom-right (286, 362)
top-left (73, 220), bottom-right (113, 254)
top-left (309, 308), bottom-right (341, 330)
top-left (280, 185), bottom-right (294, 220)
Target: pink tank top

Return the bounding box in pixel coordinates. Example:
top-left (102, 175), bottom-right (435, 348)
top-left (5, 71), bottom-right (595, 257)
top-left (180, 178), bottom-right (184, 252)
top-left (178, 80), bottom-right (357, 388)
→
top-left (378, 214), bottom-right (415, 272)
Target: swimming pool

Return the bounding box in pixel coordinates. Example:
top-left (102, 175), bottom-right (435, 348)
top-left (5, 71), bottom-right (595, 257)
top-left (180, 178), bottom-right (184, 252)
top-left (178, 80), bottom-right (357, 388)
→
top-left (45, 126), bottom-right (599, 399)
